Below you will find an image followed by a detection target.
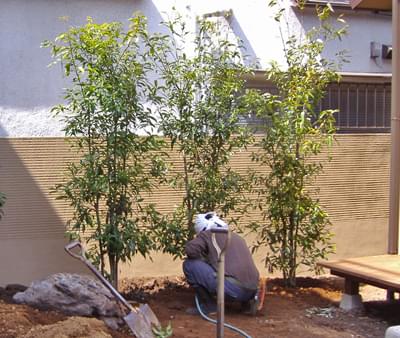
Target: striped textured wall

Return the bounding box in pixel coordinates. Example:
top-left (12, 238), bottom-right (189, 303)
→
top-left (0, 134), bottom-right (391, 284)
top-left (0, 134), bottom-right (391, 240)
top-left (316, 134), bottom-right (390, 221)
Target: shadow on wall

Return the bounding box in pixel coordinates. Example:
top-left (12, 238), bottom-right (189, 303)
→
top-left (0, 136), bottom-right (87, 286)
top-left (0, 0), bottom-right (168, 286)
top-left (230, 13), bottom-right (261, 69)
top-left (0, 124), bottom-right (8, 138)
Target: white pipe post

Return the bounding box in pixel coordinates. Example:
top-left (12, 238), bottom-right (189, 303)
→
top-left (217, 252), bottom-right (225, 338)
top-left (389, 0), bottom-right (400, 254)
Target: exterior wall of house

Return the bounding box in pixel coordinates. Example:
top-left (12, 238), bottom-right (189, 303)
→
top-left (0, 0), bottom-right (392, 137)
top-left (296, 7), bottom-right (392, 74)
top-left (0, 135), bottom-right (390, 285)
top-left (0, 0), bottom-right (393, 285)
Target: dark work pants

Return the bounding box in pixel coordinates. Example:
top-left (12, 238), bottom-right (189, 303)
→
top-left (183, 259), bottom-right (256, 302)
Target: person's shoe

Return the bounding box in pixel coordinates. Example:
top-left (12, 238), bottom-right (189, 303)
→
top-left (241, 294), bottom-right (259, 316)
top-left (242, 279), bottom-right (267, 315)
top-left (186, 286), bottom-right (217, 316)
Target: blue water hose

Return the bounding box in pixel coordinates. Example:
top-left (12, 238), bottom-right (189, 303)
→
top-left (194, 294), bottom-right (252, 338)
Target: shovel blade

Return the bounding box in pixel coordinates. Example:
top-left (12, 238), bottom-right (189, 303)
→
top-left (139, 303), bottom-right (160, 328)
top-left (124, 311), bottom-right (154, 338)
top-left (123, 304), bottom-right (160, 338)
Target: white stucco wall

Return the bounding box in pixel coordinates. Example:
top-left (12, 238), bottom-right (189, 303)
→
top-left (0, 0), bottom-right (392, 137)
top-left (296, 7), bottom-right (392, 73)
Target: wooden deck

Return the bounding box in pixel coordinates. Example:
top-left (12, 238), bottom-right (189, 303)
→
top-left (318, 255), bottom-right (400, 298)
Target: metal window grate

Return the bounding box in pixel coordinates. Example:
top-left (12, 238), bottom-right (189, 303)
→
top-left (238, 83), bottom-right (278, 130)
top-left (243, 79), bottom-right (391, 133)
top-left (321, 82), bottom-right (391, 133)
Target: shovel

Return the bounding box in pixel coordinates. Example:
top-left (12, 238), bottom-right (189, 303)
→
top-left (65, 240), bottom-right (160, 338)
top-left (211, 227), bottom-right (231, 338)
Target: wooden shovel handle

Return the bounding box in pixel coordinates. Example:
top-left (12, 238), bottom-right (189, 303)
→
top-left (64, 240), bottom-right (85, 260)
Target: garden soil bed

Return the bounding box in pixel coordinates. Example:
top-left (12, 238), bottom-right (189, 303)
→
top-left (0, 276), bottom-right (399, 337)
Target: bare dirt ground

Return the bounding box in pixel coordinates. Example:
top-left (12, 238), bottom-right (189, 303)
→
top-left (0, 276), bottom-right (399, 338)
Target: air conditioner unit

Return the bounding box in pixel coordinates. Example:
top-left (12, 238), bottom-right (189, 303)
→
top-left (382, 44), bottom-right (393, 59)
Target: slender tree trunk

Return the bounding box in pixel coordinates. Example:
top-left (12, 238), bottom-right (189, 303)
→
top-left (95, 198), bottom-right (105, 275)
top-left (288, 209), bottom-right (296, 287)
top-left (182, 153), bottom-right (194, 238)
top-left (287, 142), bottom-right (301, 288)
top-left (288, 268), bottom-right (296, 288)
top-left (109, 255), bottom-right (119, 290)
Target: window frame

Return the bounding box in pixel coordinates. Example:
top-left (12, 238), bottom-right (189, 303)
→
top-left (243, 71), bottom-right (392, 133)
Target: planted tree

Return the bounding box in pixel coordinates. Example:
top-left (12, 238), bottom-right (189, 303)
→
top-left (250, 2), bottom-right (347, 286)
top-left (43, 16), bottom-right (166, 288)
top-left (148, 14), bottom-right (254, 257)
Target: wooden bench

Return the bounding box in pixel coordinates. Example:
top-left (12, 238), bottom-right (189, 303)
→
top-left (318, 254), bottom-right (400, 310)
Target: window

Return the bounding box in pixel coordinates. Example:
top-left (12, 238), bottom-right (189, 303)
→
top-left (321, 79), bottom-right (391, 132)
top-left (294, 0), bottom-right (351, 8)
top-left (243, 73), bottom-right (391, 133)
top-left (295, 0), bottom-right (392, 11)
top-left (239, 78), bottom-right (277, 130)
top-left (350, 0), bottom-right (392, 11)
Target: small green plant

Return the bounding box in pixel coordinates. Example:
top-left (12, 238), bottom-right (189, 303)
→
top-left (43, 15), bottom-right (167, 288)
top-left (153, 322), bottom-right (173, 338)
top-left (250, 2), bottom-right (347, 287)
top-left (148, 13), bottom-right (254, 257)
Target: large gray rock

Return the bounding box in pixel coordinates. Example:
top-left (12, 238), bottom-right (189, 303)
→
top-left (13, 273), bottom-right (124, 329)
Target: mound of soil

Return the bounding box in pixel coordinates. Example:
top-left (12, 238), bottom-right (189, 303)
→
top-left (22, 317), bottom-right (111, 338)
top-left (0, 276), bottom-right (398, 338)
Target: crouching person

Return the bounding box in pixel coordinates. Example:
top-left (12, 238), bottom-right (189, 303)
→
top-left (183, 212), bottom-right (260, 315)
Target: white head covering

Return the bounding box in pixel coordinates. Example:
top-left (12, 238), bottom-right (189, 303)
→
top-left (194, 212), bottom-right (229, 234)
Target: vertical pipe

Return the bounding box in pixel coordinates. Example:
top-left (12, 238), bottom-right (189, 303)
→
top-left (347, 86), bottom-right (350, 128)
top-left (338, 84), bottom-right (341, 127)
top-left (356, 87), bottom-right (359, 127)
top-left (384, 86), bottom-right (387, 128)
top-left (389, 0), bottom-right (400, 254)
top-left (374, 86), bottom-right (377, 127)
top-left (365, 86), bottom-right (368, 126)
top-left (217, 253), bottom-right (225, 338)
